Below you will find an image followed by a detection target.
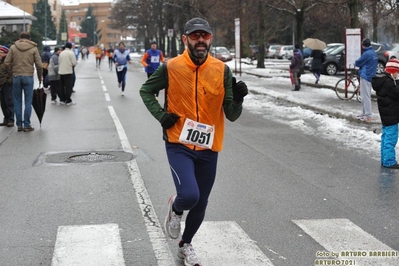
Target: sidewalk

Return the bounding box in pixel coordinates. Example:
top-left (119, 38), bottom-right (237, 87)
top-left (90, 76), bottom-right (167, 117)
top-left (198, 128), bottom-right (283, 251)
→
top-left (234, 62), bottom-right (381, 125)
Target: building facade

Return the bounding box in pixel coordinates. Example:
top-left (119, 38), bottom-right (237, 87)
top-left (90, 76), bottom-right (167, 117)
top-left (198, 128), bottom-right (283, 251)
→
top-left (4, 0), bottom-right (124, 48)
top-left (62, 1), bottom-right (122, 48)
top-left (0, 0), bottom-right (36, 33)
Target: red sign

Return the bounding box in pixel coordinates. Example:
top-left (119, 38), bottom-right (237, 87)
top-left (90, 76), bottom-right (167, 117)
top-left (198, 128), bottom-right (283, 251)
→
top-left (69, 33), bottom-right (88, 38)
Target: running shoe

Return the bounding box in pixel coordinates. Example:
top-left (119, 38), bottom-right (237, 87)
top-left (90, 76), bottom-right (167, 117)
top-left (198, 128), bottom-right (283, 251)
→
top-left (164, 195), bottom-right (182, 239)
top-left (177, 242), bottom-right (202, 266)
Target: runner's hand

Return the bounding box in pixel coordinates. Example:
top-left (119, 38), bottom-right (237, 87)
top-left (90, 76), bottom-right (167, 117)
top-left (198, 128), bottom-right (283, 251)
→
top-left (232, 77), bottom-right (248, 103)
top-left (160, 113), bottom-right (180, 129)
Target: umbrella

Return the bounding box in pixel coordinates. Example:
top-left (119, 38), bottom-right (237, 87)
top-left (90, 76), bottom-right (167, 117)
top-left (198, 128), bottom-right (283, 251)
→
top-left (32, 86), bottom-right (47, 127)
top-left (289, 68), bottom-right (295, 88)
top-left (303, 38), bottom-right (327, 50)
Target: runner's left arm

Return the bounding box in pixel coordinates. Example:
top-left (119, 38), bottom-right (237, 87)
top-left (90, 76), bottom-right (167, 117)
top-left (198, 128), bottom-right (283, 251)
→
top-left (222, 67), bottom-right (243, 122)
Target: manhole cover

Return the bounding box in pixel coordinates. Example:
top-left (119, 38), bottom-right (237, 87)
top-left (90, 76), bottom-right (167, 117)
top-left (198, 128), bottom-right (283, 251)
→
top-left (68, 152), bottom-right (117, 162)
top-left (36, 150), bottom-right (134, 165)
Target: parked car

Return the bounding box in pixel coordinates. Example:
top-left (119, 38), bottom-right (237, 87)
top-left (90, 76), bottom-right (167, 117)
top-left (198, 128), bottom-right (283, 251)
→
top-left (210, 46), bottom-right (233, 62)
top-left (266, 45), bottom-right (281, 58)
top-left (304, 42), bottom-right (388, 75)
top-left (387, 45), bottom-right (399, 59)
top-left (276, 45), bottom-right (294, 59)
top-left (249, 45), bottom-right (259, 59)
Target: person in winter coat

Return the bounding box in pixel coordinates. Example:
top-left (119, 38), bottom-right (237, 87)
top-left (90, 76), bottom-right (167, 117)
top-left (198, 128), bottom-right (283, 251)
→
top-left (355, 38), bottom-right (378, 122)
top-left (290, 48), bottom-right (302, 91)
top-left (4, 31), bottom-right (43, 132)
top-left (372, 58), bottom-right (399, 169)
top-left (58, 42), bottom-right (77, 105)
top-left (0, 45), bottom-right (14, 127)
top-left (48, 47), bottom-right (62, 104)
top-left (310, 49), bottom-right (325, 84)
top-left (41, 45), bottom-right (52, 88)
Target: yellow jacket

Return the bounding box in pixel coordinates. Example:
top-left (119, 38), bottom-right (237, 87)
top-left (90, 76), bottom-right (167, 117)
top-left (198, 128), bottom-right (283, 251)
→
top-left (140, 49), bottom-right (243, 152)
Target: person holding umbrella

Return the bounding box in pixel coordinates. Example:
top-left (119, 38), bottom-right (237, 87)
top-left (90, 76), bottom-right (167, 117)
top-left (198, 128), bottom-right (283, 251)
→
top-left (4, 31), bottom-right (43, 132)
top-left (310, 49), bottom-right (325, 84)
top-left (303, 38), bottom-right (327, 84)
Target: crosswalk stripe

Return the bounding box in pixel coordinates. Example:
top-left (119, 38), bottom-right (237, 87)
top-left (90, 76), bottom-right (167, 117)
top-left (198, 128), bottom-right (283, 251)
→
top-left (51, 223), bottom-right (125, 266)
top-left (182, 221), bottom-right (274, 266)
top-left (293, 218), bottom-right (399, 266)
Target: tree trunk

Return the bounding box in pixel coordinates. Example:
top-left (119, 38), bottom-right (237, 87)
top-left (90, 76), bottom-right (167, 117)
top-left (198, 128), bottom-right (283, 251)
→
top-left (348, 0), bottom-right (359, 28)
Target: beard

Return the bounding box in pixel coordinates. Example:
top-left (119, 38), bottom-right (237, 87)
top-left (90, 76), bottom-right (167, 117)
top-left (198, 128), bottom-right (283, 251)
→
top-left (188, 41), bottom-right (209, 59)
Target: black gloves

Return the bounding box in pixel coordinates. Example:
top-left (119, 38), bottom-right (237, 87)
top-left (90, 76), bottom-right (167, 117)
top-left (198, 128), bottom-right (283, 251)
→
top-left (232, 77), bottom-right (248, 103)
top-left (160, 113), bottom-right (180, 129)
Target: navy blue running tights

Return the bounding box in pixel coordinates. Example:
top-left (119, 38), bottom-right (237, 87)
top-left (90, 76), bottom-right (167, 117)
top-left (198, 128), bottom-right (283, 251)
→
top-left (165, 142), bottom-right (218, 244)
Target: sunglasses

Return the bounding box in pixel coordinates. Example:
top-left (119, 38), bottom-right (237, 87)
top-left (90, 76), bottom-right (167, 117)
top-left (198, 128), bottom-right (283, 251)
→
top-left (187, 32), bottom-right (212, 40)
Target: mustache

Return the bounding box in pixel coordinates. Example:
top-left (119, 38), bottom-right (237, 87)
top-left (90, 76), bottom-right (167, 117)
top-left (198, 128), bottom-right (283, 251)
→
top-left (195, 42), bottom-right (207, 48)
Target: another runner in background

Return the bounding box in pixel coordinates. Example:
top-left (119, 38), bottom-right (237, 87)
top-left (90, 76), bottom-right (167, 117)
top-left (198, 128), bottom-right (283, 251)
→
top-left (113, 42), bottom-right (131, 96)
top-left (94, 45), bottom-right (102, 69)
top-left (141, 41), bottom-right (165, 98)
top-left (106, 46), bottom-right (114, 70)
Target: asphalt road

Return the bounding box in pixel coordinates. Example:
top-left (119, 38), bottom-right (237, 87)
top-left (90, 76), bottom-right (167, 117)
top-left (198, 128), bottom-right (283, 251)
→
top-left (0, 55), bottom-right (398, 266)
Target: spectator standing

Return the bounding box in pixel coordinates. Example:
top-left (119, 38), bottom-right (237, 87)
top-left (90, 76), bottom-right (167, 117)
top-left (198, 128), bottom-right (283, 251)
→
top-left (140, 17), bottom-right (248, 266)
top-left (372, 58), bottom-right (399, 168)
top-left (58, 42), bottom-right (77, 105)
top-left (290, 48), bottom-right (302, 91)
top-left (0, 45), bottom-right (14, 127)
top-left (48, 47), bottom-right (62, 104)
top-left (355, 38), bottom-right (378, 122)
top-left (141, 41), bottom-right (165, 98)
top-left (74, 44), bottom-right (80, 61)
top-left (4, 31), bottom-right (43, 132)
top-left (294, 43), bottom-right (303, 89)
top-left (41, 45), bottom-right (52, 89)
top-left (310, 49), bottom-right (324, 84)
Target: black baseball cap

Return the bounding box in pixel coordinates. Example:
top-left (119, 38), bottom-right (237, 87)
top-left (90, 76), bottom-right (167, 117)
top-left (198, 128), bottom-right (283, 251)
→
top-left (184, 18), bottom-right (212, 35)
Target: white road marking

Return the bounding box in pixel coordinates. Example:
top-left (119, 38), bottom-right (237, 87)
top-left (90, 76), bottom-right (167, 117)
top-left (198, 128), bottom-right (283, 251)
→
top-left (105, 93), bottom-right (111, 101)
top-left (293, 218), bottom-right (399, 265)
top-left (108, 106), bottom-right (175, 266)
top-left (182, 221), bottom-right (275, 265)
top-left (102, 84), bottom-right (107, 91)
top-left (51, 223), bottom-right (125, 266)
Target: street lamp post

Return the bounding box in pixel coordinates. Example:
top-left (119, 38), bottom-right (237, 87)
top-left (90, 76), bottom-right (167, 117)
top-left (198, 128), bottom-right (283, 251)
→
top-left (94, 32), bottom-right (98, 46)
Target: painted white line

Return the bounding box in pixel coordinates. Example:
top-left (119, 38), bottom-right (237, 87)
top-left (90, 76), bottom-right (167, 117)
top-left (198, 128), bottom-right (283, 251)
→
top-left (108, 106), bottom-right (175, 266)
top-left (102, 85), bottom-right (107, 91)
top-left (105, 93), bottom-right (111, 101)
top-left (182, 221), bottom-right (274, 265)
top-left (293, 219), bottom-right (399, 265)
top-left (51, 223), bottom-right (125, 266)
top-left (100, 79), bottom-right (104, 84)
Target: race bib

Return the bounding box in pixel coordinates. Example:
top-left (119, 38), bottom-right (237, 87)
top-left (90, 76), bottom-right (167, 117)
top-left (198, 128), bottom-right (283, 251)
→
top-left (117, 65), bottom-right (124, 72)
top-left (150, 56), bottom-right (160, 63)
top-left (179, 118), bottom-right (214, 149)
